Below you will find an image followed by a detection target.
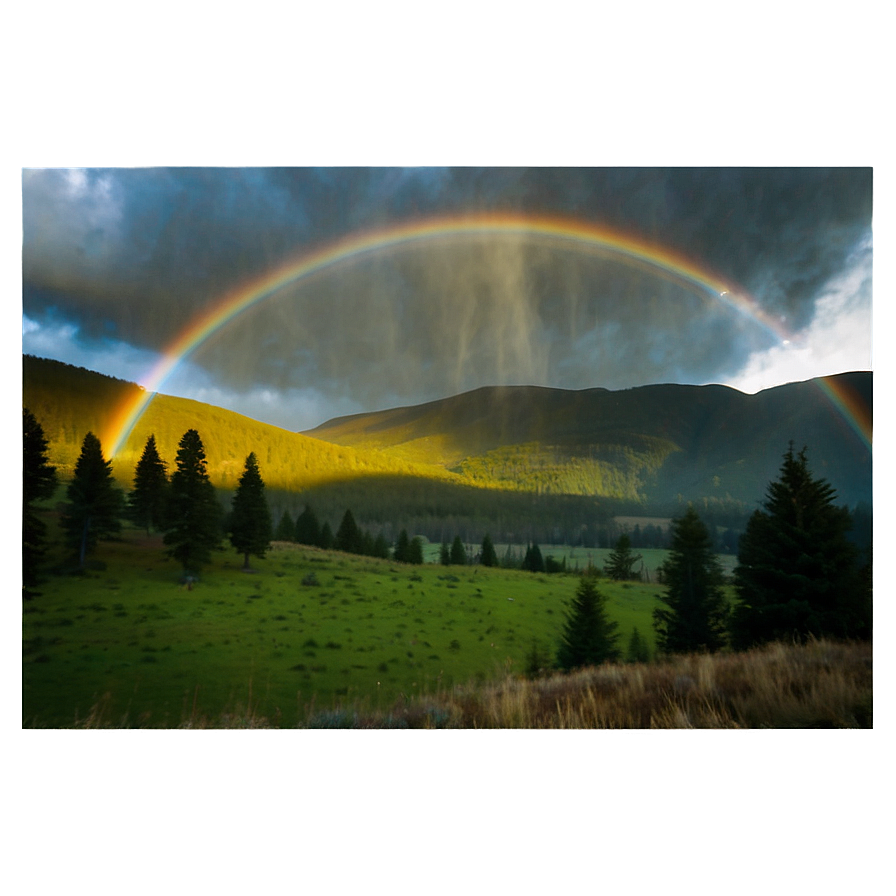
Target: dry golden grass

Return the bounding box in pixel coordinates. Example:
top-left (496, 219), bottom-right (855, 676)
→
top-left (344, 637), bottom-right (873, 729)
top-left (60, 638), bottom-right (871, 729)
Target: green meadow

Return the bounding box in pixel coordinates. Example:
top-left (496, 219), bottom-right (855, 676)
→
top-left (22, 522), bottom-right (719, 728)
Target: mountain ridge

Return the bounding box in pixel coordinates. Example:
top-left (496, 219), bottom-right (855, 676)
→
top-left (304, 373), bottom-right (872, 507)
top-left (23, 354), bottom-right (872, 517)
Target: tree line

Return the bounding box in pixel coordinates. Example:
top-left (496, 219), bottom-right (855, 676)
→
top-left (24, 410), bottom-right (873, 668)
top-left (551, 443), bottom-right (873, 673)
top-left (22, 410), bottom-right (505, 577)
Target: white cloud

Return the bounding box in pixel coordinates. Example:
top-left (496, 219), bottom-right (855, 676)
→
top-left (727, 238), bottom-right (872, 393)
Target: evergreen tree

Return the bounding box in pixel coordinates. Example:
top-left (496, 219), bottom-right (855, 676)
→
top-left (731, 444), bottom-right (868, 646)
top-left (524, 639), bottom-right (554, 678)
top-left (394, 529), bottom-right (411, 563)
top-left (604, 533), bottom-right (642, 581)
top-left (61, 432), bottom-right (123, 569)
top-left (450, 535), bottom-right (467, 565)
top-left (557, 575), bottom-right (620, 670)
top-left (23, 408), bottom-right (57, 591)
top-left (653, 506), bottom-right (728, 654)
top-left (439, 541), bottom-right (451, 565)
top-left (372, 532), bottom-right (391, 559)
top-left (480, 533), bottom-right (498, 567)
top-left (164, 429), bottom-right (222, 576)
top-left (128, 434), bottom-right (169, 534)
top-left (626, 627), bottom-right (650, 663)
top-left (295, 505), bottom-right (321, 546)
top-left (319, 521), bottom-right (334, 550)
top-left (275, 510), bottom-right (295, 541)
top-left (408, 536), bottom-right (425, 565)
top-left (228, 452), bottom-right (272, 570)
top-left (522, 542), bottom-right (545, 573)
top-left (335, 509), bottom-right (363, 554)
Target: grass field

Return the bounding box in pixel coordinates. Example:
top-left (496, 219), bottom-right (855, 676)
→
top-left (23, 523), bottom-right (687, 728)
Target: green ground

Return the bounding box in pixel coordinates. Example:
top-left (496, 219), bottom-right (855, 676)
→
top-left (22, 525), bottom-right (735, 727)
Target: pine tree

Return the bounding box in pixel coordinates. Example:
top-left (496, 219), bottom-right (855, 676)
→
top-left (439, 541), bottom-right (451, 565)
top-left (128, 434), bottom-right (169, 534)
top-left (61, 432), bottom-right (123, 569)
top-left (228, 452), bottom-right (272, 570)
top-left (372, 533), bottom-right (391, 559)
top-left (626, 627), bottom-right (650, 663)
top-left (394, 529), bottom-right (411, 563)
top-left (163, 429), bottom-right (222, 576)
top-left (23, 408), bottom-right (57, 591)
top-left (319, 521), bottom-right (334, 550)
top-left (604, 533), bottom-right (642, 581)
top-left (335, 509), bottom-right (363, 554)
top-left (275, 510), bottom-right (295, 541)
top-left (480, 533), bottom-right (498, 567)
top-left (408, 536), bottom-right (425, 565)
top-left (450, 535), bottom-right (466, 565)
top-left (522, 542), bottom-right (545, 573)
top-left (557, 575), bottom-right (620, 670)
top-left (524, 639), bottom-right (554, 678)
top-left (653, 506), bottom-right (728, 654)
top-left (295, 505), bottom-right (321, 546)
top-left (731, 444), bottom-right (868, 646)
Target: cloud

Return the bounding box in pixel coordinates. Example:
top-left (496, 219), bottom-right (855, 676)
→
top-left (21, 168), bottom-right (873, 420)
top-left (727, 235), bottom-right (872, 392)
top-left (23, 312), bottom-right (161, 385)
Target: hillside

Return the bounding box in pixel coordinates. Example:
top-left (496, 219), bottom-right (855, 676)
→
top-left (306, 375), bottom-right (872, 509)
top-left (22, 354), bottom-right (460, 492)
top-left (22, 356), bottom-right (618, 541)
top-left (23, 355), bottom-right (871, 541)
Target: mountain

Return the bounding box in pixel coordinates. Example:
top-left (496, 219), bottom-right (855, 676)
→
top-left (23, 355), bottom-right (871, 543)
top-left (22, 355), bottom-right (459, 493)
top-left (305, 375), bottom-right (872, 509)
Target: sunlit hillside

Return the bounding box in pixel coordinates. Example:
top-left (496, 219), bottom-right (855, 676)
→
top-left (23, 355), bottom-right (460, 492)
top-left (23, 355), bottom-right (871, 544)
top-left (307, 376), bottom-right (873, 508)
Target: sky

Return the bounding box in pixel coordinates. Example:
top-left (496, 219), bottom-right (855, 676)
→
top-left (21, 166), bottom-right (873, 432)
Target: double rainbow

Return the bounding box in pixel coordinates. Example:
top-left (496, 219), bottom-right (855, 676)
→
top-left (103, 212), bottom-right (864, 458)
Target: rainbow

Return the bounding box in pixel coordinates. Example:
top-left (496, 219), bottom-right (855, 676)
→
top-left (817, 374), bottom-right (873, 449)
top-left (103, 212), bottom-right (837, 457)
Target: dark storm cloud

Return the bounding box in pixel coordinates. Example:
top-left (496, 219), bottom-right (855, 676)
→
top-left (21, 167), bottom-right (872, 428)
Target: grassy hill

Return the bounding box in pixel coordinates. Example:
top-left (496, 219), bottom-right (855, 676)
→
top-left (23, 355), bottom-right (871, 544)
top-left (22, 356), bottom-right (619, 541)
top-left (22, 521), bottom-right (668, 727)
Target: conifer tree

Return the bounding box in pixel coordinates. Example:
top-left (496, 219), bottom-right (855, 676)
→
top-left (372, 532), bottom-right (391, 559)
top-left (439, 541), bottom-right (451, 565)
top-left (23, 408), bottom-right (57, 591)
top-left (522, 542), bottom-right (545, 573)
top-left (604, 533), bottom-right (642, 581)
top-left (653, 506), bottom-right (728, 654)
top-left (394, 529), bottom-right (411, 563)
top-left (335, 509), bottom-right (363, 554)
top-left (450, 535), bottom-right (467, 565)
top-left (319, 521), bottom-right (334, 550)
top-left (295, 505), bottom-right (321, 546)
top-left (228, 452), bottom-right (272, 570)
top-left (275, 510), bottom-right (295, 541)
top-left (731, 444), bottom-right (868, 646)
top-left (480, 533), bottom-right (498, 567)
top-left (164, 429), bottom-right (222, 576)
top-left (557, 574), bottom-right (620, 670)
top-left (626, 627), bottom-right (650, 663)
top-left (61, 432), bottom-right (123, 569)
top-left (408, 536), bottom-right (425, 565)
top-left (128, 434), bottom-right (169, 534)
